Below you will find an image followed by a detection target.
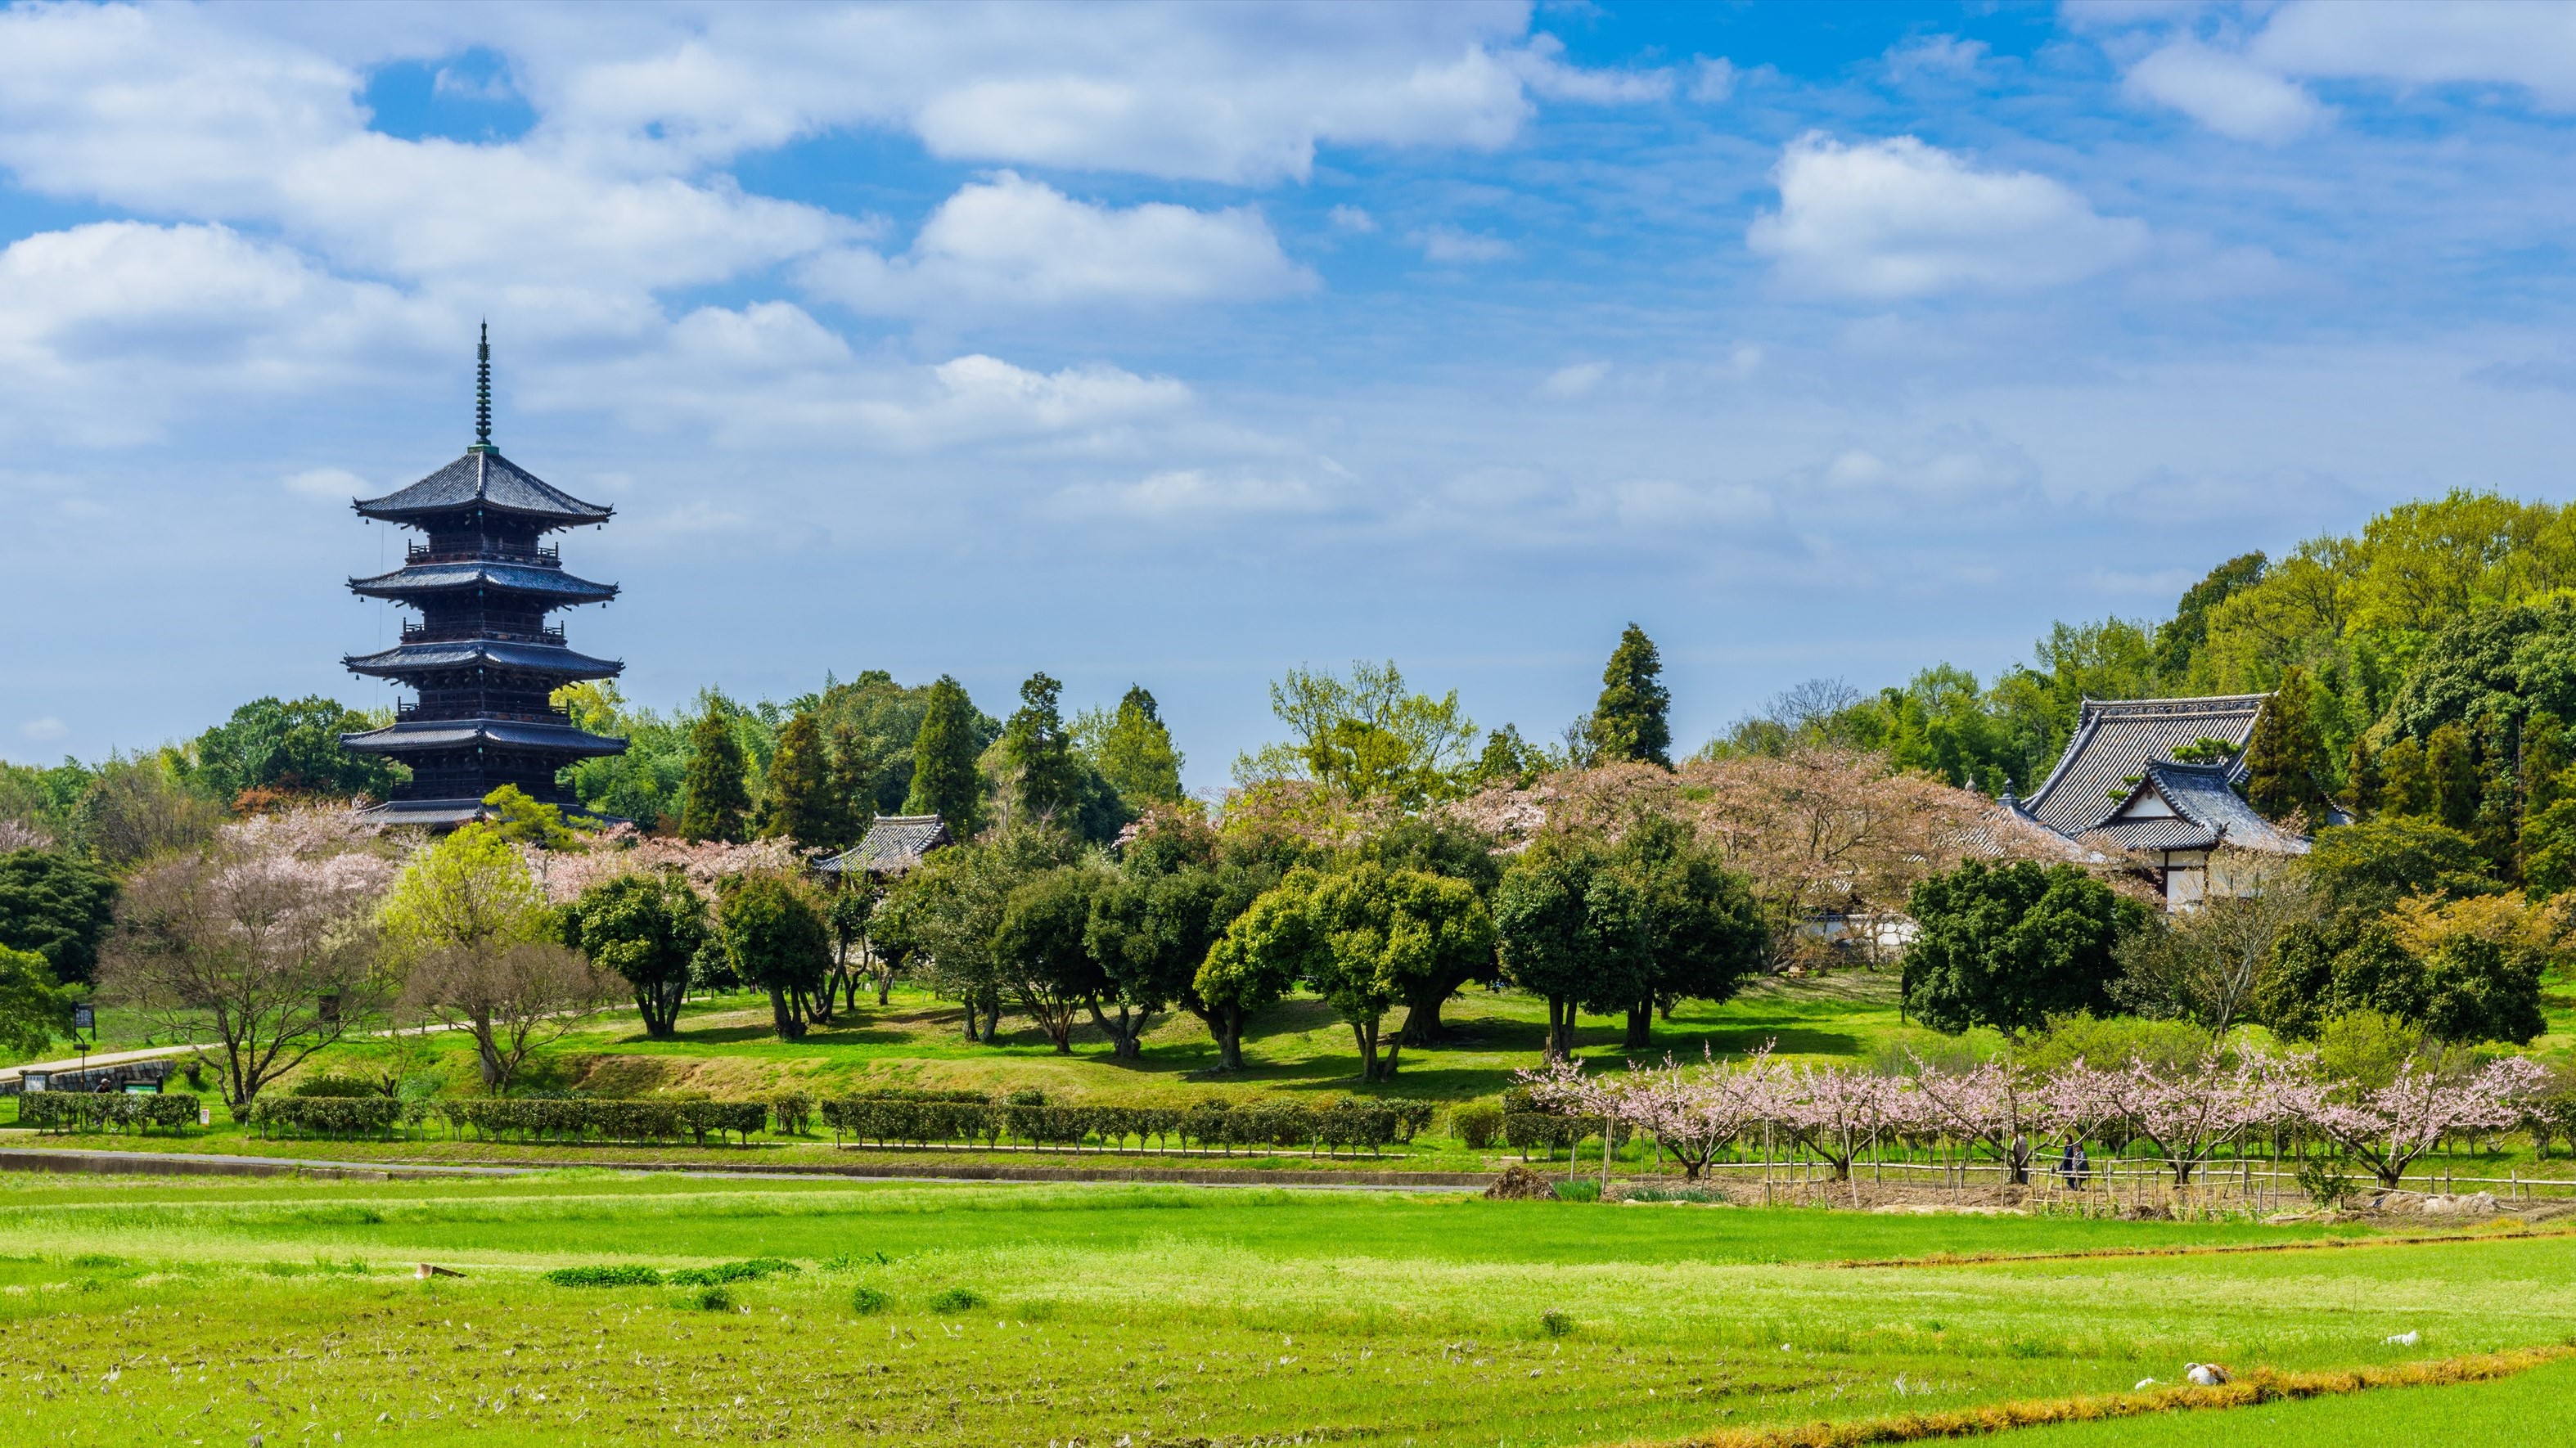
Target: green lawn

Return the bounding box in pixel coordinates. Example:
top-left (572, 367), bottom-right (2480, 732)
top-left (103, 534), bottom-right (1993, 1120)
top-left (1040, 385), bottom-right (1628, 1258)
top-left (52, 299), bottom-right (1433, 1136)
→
top-left (1993, 1352), bottom-right (2576, 1446)
top-left (2, 1170), bottom-right (2569, 1446)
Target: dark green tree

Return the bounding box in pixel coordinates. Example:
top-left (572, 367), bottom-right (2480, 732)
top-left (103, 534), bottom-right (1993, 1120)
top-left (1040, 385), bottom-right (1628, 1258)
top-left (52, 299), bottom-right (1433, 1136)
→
top-left (2425, 722), bottom-right (2479, 832)
top-left (903, 675), bottom-right (987, 834)
top-left (1495, 834), bottom-right (1650, 1059)
top-left (1091, 686), bottom-right (1185, 806)
top-left (2151, 551), bottom-right (2267, 681)
top-left (1902, 860), bottom-right (2145, 1035)
top-left (0, 849), bottom-right (117, 987)
top-left (1303, 863), bottom-right (1491, 1081)
top-left (1466, 723), bottom-right (1550, 789)
top-left (2421, 935), bottom-right (2547, 1045)
top-left (678, 704), bottom-right (753, 843)
top-left (2304, 818), bottom-right (2499, 916)
top-left (993, 864), bottom-right (1108, 1054)
top-left (568, 869), bottom-right (709, 1038)
top-left (826, 721), bottom-right (878, 852)
top-left (1196, 876), bottom-right (1318, 1071)
top-left (1000, 672), bottom-right (1083, 828)
top-left (1589, 623), bottom-right (1673, 768)
top-left (759, 710), bottom-right (844, 848)
top-left (1093, 810), bottom-right (1287, 1068)
top-left (0, 945), bottom-right (78, 1059)
top-left (718, 872), bottom-right (832, 1041)
top-left (1615, 811), bottom-right (1768, 1048)
top-left (190, 695), bottom-right (399, 803)
top-left (2243, 667), bottom-right (2328, 823)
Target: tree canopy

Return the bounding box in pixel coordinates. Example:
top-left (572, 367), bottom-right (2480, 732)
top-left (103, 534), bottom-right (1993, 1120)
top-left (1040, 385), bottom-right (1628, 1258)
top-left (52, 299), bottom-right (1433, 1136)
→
top-left (0, 848), bottom-right (118, 987)
top-left (1903, 860), bottom-right (2145, 1036)
top-left (1590, 623), bottom-right (1673, 767)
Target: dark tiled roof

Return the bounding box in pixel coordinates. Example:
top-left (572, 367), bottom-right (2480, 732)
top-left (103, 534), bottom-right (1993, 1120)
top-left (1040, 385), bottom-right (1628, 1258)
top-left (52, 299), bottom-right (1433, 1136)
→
top-left (349, 560), bottom-right (618, 604)
top-left (2015, 694), bottom-right (2268, 836)
top-left (354, 448), bottom-right (611, 527)
top-left (355, 796), bottom-right (625, 828)
top-left (815, 815), bottom-right (954, 876)
top-left (340, 718), bottom-right (628, 757)
top-left (342, 638), bottom-right (623, 680)
top-left (2078, 760), bottom-right (2310, 857)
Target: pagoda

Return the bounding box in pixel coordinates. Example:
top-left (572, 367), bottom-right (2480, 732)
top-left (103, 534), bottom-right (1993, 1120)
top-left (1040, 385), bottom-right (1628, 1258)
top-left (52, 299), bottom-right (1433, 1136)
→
top-left (338, 326), bottom-right (628, 826)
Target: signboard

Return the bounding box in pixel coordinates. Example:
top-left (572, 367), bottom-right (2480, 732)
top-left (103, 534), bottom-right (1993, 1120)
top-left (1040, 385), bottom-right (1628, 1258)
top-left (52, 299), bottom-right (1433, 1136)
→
top-left (71, 1004), bottom-right (94, 1033)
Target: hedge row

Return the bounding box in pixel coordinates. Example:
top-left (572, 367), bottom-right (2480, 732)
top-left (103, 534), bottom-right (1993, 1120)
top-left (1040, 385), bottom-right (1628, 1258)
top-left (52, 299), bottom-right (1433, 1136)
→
top-left (819, 1097), bottom-right (1435, 1155)
top-left (443, 1099), bottom-right (772, 1145)
top-left (16, 1091), bottom-right (200, 1134)
top-left (1502, 1113), bottom-right (1626, 1160)
top-left (247, 1096), bottom-right (405, 1138)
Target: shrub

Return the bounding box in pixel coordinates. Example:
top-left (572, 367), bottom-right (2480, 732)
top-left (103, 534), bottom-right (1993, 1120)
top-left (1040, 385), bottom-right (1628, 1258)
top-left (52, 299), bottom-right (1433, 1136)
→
top-left (289, 1073), bottom-right (386, 1099)
top-left (440, 1098), bottom-right (770, 1145)
top-left (2297, 1152), bottom-right (2360, 1211)
top-left (544, 1265), bottom-right (663, 1287)
top-left (928, 1287), bottom-right (984, 1314)
top-left (1006, 1087), bottom-right (1047, 1106)
top-left (1452, 1102), bottom-right (1503, 1149)
top-left (1503, 1113), bottom-right (1583, 1158)
top-left (770, 1091), bottom-right (814, 1135)
top-left (667, 1258), bottom-right (799, 1286)
top-left (1556, 1177), bottom-right (1602, 1203)
top-left (849, 1286), bottom-right (890, 1315)
top-left (247, 1096), bottom-right (402, 1139)
top-left (691, 1285), bottom-right (732, 1311)
top-left (16, 1092), bottom-right (200, 1135)
top-left (1540, 1309), bottom-right (1574, 1338)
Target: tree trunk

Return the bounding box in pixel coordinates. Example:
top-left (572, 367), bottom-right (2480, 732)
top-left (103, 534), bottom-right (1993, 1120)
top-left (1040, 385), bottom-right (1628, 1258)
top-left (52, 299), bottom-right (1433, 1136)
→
top-left (1379, 1025), bottom-right (1403, 1080)
top-left (1349, 1019), bottom-right (1381, 1082)
top-left (768, 985), bottom-right (807, 1042)
top-left (1088, 999), bottom-right (1147, 1060)
top-left (1211, 1006), bottom-right (1246, 1072)
top-left (473, 1007), bottom-right (502, 1089)
top-left (1546, 996), bottom-right (1575, 1060)
top-left (1624, 1000), bottom-right (1653, 1050)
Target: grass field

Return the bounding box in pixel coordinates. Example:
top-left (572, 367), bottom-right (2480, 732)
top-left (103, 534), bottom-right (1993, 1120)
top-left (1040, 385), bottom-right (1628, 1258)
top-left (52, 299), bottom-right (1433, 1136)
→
top-left (3, 1169), bottom-right (2570, 1446)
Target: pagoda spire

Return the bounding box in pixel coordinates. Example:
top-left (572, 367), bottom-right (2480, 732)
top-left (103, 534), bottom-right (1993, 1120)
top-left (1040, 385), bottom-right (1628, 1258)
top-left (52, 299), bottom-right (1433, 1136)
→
top-left (471, 322), bottom-right (493, 452)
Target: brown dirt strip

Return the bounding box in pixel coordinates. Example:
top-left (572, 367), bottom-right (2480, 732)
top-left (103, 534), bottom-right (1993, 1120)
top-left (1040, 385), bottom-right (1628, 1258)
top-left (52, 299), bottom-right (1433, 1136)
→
top-left (1826, 1224), bottom-right (2576, 1270)
top-left (1640, 1345), bottom-right (2574, 1447)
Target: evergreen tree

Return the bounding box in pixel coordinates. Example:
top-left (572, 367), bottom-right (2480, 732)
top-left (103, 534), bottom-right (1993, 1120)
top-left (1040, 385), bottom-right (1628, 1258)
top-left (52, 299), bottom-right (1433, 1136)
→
top-left (1589, 623), bottom-right (1673, 767)
top-left (759, 710), bottom-right (838, 848)
top-left (678, 704), bottom-right (752, 843)
top-left (1093, 686), bottom-right (1185, 805)
top-left (2426, 722), bottom-right (2479, 832)
top-left (1001, 672), bottom-right (1083, 825)
top-left (903, 675), bottom-right (986, 834)
top-left (2524, 709), bottom-right (2569, 819)
top-left (2345, 735), bottom-right (2383, 817)
top-left (826, 721), bottom-right (876, 852)
top-left (2243, 666), bottom-right (2328, 823)
top-left (2471, 712), bottom-right (2521, 878)
top-left (2380, 736), bottom-right (2430, 818)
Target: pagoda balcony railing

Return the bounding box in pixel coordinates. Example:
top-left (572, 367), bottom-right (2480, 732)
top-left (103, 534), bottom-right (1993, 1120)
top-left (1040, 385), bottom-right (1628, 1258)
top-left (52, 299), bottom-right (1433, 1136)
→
top-left (401, 620), bottom-right (565, 645)
top-left (408, 540), bottom-right (561, 567)
top-left (396, 701), bottom-right (572, 725)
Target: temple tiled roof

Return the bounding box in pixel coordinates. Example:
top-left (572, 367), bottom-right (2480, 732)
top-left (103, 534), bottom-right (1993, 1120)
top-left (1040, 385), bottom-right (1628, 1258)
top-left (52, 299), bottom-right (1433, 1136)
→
top-left (2077, 760), bottom-right (2311, 856)
top-left (815, 815), bottom-right (954, 876)
top-left (2013, 694), bottom-right (2268, 837)
top-left (342, 638), bottom-right (623, 680)
top-left (340, 718), bottom-right (628, 758)
top-left (349, 559), bottom-right (618, 604)
top-left (354, 448), bottom-right (611, 527)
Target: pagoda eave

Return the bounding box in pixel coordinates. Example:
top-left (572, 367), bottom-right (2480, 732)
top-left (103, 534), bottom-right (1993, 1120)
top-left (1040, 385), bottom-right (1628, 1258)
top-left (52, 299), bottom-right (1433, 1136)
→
top-left (340, 639), bottom-right (624, 681)
top-left (340, 719), bottom-right (629, 758)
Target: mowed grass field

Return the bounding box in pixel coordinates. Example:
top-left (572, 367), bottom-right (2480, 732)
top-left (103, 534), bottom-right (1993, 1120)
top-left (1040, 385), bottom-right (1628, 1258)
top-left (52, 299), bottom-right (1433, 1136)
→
top-left (3, 1171), bottom-right (2572, 1446)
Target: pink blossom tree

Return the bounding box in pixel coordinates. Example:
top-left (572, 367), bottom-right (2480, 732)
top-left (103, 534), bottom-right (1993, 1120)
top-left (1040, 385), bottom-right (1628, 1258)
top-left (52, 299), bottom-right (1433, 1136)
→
top-left (2110, 1050), bottom-right (2293, 1187)
top-left (1763, 1062), bottom-right (1903, 1183)
top-left (2296, 1057), bottom-right (2548, 1189)
top-left (1909, 1055), bottom-right (2045, 1185)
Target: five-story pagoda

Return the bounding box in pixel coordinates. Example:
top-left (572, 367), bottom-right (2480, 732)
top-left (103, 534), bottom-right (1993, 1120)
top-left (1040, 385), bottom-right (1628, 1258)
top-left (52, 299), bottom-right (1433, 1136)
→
top-left (340, 328), bottom-right (628, 825)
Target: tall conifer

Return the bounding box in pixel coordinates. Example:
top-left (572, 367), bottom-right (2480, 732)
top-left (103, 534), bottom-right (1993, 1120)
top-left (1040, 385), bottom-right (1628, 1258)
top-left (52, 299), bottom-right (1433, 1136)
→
top-left (2243, 666), bottom-right (2327, 822)
top-left (1590, 623), bottom-right (1673, 768)
top-left (1002, 672), bottom-right (1081, 825)
top-left (903, 675), bottom-right (986, 834)
top-left (1097, 686), bottom-right (1185, 804)
top-left (759, 711), bottom-right (836, 848)
top-left (678, 705), bottom-right (752, 843)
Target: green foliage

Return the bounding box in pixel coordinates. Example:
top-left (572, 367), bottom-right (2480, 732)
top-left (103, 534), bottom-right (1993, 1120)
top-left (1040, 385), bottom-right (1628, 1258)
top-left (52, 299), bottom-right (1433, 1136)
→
top-left (478, 785), bottom-right (590, 848)
top-left (379, 822), bottom-right (550, 960)
top-left (928, 1287), bottom-right (985, 1314)
top-left (2153, 551), bottom-right (2268, 680)
top-left (287, 1074), bottom-right (387, 1099)
top-left (555, 682), bottom-right (692, 827)
top-left (2302, 820), bottom-right (2498, 917)
top-left (15, 1091), bottom-right (200, 1134)
top-left (0, 849), bottom-right (116, 987)
top-left (442, 1098), bottom-right (768, 1145)
top-left (1196, 883), bottom-right (1318, 1071)
top-left (246, 1096), bottom-right (403, 1138)
top-left (0, 944), bottom-right (76, 1056)
top-left (998, 672), bottom-right (1085, 830)
top-left (1495, 833), bottom-right (1648, 1056)
top-left (718, 873), bottom-right (832, 1041)
top-left (1236, 660), bottom-right (1478, 807)
top-left (806, 670), bottom-right (944, 816)
top-left (849, 1286), bottom-right (891, 1314)
top-left (1301, 862), bottom-right (1494, 1080)
top-left (668, 1258), bottom-right (799, 1286)
top-left (1902, 860), bottom-right (2144, 1036)
top-left (679, 703), bottom-right (754, 843)
top-left (759, 710), bottom-right (855, 848)
top-left (188, 695), bottom-right (399, 803)
top-left (2015, 1014), bottom-right (2215, 1075)
top-left (2257, 916), bottom-right (2425, 1041)
top-left (689, 1285), bottom-right (732, 1311)
top-left (1465, 722), bottom-right (1551, 789)
top-left (1450, 1101), bottom-right (1502, 1149)
top-left (1079, 686), bottom-right (1186, 807)
top-left (904, 675), bottom-right (989, 835)
top-left (1590, 623), bottom-right (1673, 768)
top-left (545, 1265), bottom-right (664, 1287)
top-left (568, 869), bottom-right (709, 1038)
top-left (2313, 1010), bottom-right (2425, 1090)
top-left (2244, 666), bottom-right (2330, 822)
top-left (2420, 933), bottom-right (2547, 1045)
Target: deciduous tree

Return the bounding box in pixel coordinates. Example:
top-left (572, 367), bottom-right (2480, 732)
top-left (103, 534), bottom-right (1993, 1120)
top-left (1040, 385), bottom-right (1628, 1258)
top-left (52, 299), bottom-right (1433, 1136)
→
top-left (718, 871), bottom-right (833, 1041)
top-left (1903, 859), bottom-right (2143, 1036)
top-left (567, 869), bottom-right (708, 1038)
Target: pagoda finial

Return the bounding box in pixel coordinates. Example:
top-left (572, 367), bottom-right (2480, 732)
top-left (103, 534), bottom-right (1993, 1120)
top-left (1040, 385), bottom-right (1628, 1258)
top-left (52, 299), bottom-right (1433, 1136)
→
top-left (471, 322), bottom-right (493, 452)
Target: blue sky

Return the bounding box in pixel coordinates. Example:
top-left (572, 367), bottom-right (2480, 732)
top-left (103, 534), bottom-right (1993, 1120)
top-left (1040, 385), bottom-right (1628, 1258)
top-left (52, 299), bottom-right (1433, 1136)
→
top-left (7, 1), bottom-right (2576, 791)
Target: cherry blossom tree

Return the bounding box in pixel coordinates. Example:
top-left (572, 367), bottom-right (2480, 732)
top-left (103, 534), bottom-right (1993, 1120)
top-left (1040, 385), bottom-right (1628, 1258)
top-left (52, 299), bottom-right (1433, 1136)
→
top-left (2110, 1050), bottom-right (2295, 1187)
top-left (1909, 1055), bottom-right (2048, 1185)
top-left (1763, 1061), bottom-right (1903, 1184)
top-left (2295, 1056), bottom-right (2548, 1189)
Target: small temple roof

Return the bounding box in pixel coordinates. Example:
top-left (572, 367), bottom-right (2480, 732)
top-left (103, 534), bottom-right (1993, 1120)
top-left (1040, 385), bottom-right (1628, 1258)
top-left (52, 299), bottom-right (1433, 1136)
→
top-left (340, 717), bottom-right (628, 758)
top-left (2078, 760), bottom-right (2310, 857)
top-left (354, 447), bottom-right (612, 528)
top-left (2014, 694), bottom-right (2268, 838)
top-left (341, 638), bottom-right (624, 681)
top-left (349, 559), bottom-right (618, 604)
top-left (815, 815), bottom-right (955, 877)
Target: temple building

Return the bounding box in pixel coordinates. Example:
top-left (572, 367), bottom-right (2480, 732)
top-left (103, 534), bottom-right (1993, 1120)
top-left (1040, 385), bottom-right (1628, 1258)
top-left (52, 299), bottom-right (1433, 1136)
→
top-left (338, 329), bottom-right (628, 826)
top-left (2005, 694), bottom-right (2317, 911)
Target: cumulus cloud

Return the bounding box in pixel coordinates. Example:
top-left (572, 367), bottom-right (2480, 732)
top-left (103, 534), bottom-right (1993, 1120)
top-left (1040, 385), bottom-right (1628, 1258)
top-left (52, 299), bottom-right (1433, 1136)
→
top-left (1415, 225), bottom-right (1515, 263)
top-left (1050, 468), bottom-right (1327, 522)
top-left (801, 173), bottom-right (1314, 315)
top-left (1746, 133), bottom-right (2150, 299)
top-left (2253, 1), bottom-right (2576, 106)
top-left (1505, 34), bottom-right (1674, 104)
top-left (2127, 40), bottom-right (2327, 142)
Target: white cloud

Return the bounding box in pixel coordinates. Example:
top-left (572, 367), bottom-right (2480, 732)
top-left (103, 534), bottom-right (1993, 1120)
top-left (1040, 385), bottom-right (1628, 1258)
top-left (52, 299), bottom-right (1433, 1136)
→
top-left (1688, 56), bottom-right (1737, 103)
top-left (1535, 362), bottom-right (1610, 399)
top-left (19, 717), bottom-right (67, 742)
top-left (1505, 34), bottom-right (1674, 104)
top-left (2253, 1), bottom-right (2576, 106)
top-left (1746, 133), bottom-right (2150, 299)
top-left (2127, 40), bottom-right (2327, 142)
top-left (1051, 468), bottom-right (1326, 522)
top-left (1592, 479), bottom-right (1774, 528)
top-left (283, 466), bottom-right (370, 501)
top-left (1415, 225), bottom-right (1515, 263)
top-left (1885, 36), bottom-right (1988, 81)
top-left (800, 172), bottom-right (1314, 315)
top-left (1327, 205), bottom-right (1379, 234)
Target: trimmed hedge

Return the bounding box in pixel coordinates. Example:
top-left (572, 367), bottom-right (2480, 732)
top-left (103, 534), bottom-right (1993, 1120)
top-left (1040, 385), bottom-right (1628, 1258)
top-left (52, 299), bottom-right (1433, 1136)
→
top-left (1502, 1113), bottom-right (1627, 1161)
top-left (16, 1091), bottom-right (200, 1135)
top-left (248, 1096), bottom-right (403, 1138)
top-left (819, 1095), bottom-right (1433, 1156)
top-left (442, 1099), bottom-right (769, 1146)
